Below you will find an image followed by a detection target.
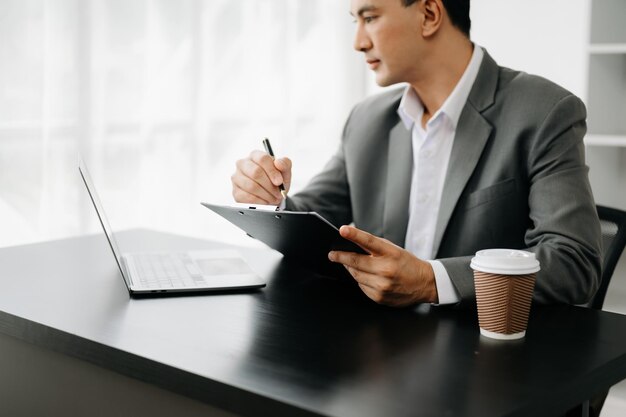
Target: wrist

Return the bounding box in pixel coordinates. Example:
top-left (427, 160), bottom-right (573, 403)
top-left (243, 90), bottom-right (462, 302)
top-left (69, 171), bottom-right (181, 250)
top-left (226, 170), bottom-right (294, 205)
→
top-left (421, 261), bottom-right (438, 303)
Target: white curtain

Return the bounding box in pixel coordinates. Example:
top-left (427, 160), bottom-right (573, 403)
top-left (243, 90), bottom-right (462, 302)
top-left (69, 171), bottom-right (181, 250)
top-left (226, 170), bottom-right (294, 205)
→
top-left (0, 0), bottom-right (367, 247)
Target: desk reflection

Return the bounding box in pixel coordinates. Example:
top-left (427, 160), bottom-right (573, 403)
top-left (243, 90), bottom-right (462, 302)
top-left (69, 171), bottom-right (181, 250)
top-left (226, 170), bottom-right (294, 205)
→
top-left (236, 258), bottom-right (479, 416)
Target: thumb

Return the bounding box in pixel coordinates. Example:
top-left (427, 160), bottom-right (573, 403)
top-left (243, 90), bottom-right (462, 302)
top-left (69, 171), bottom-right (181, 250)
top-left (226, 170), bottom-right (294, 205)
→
top-left (274, 157), bottom-right (292, 192)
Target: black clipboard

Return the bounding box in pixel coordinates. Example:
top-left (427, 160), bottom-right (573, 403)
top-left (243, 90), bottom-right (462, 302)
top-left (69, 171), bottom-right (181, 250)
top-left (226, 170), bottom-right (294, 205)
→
top-left (201, 202), bottom-right (368, 278)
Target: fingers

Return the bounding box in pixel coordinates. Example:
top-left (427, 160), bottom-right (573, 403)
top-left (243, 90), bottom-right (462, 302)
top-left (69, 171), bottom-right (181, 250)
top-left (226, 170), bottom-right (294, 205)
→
top-left (338, 225), bottom-right (392, 255)
top-left (232, 160), bottom-right (281, 204)
top-left (328, 249), bottom-right (396, 277)
top-left (357, 283), bottom-right (390, 305)
top-left (329, 226), bottom-right (436, 306)
top-left (274, 157), bottom-right (292, 193)
top-left (328, 226), bottom-right (399, 275)
top-left (344, 265), bottom-right (390, 291)
top-left (231, 150), bottom-right (287, 204)
top-left (251, 150), bottom-right (287, 188)
top-left (346, 267), bottom-right (400, 306)
top-left (231, 183), bottom-right (275, 205)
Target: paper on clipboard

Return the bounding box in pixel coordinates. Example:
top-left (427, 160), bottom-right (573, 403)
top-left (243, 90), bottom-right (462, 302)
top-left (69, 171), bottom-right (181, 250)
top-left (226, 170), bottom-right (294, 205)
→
top-left (201, 202), bottom-right (368, 278)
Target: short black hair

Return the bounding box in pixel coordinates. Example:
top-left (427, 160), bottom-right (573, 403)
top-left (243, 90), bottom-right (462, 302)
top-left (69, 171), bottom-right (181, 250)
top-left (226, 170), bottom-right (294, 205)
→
top-left (402, 0), bottom-right (471, 37)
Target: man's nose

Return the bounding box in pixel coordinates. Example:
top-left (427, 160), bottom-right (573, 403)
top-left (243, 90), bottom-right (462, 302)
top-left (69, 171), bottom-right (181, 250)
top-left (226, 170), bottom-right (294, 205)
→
top-left (353, 24), bottom-right (372, 52)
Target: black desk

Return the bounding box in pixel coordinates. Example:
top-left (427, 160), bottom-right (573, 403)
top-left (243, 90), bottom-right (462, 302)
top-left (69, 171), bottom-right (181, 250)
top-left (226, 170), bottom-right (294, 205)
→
top-left (1, 230), bottom-right (626, 417)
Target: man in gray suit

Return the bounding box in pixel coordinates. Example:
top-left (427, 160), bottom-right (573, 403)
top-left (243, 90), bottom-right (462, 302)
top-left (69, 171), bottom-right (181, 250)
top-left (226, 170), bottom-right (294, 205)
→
top-left (231, 0), bottom-right (601, 307)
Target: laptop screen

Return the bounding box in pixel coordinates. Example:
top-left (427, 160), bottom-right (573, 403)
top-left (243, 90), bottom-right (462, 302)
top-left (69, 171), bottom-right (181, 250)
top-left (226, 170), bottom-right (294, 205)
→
top-left (78, 157), bottom-right (131, 288)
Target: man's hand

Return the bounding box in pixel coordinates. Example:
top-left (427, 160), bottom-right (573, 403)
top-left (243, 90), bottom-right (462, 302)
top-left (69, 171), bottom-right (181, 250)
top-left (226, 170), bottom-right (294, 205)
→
top-left (231, 150), bottom-right (292, 205)
top-left (328, 225), bottom-right (438, 306)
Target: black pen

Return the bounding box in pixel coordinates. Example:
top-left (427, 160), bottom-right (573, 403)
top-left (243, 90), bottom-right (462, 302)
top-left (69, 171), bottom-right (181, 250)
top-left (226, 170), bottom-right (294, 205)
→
top-left (262, 137), bottom-right (287, 199)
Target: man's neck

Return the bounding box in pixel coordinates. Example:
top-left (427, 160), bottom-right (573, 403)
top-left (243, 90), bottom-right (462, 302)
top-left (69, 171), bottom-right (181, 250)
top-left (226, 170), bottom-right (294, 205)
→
top-left (411, 38), bottom-right (474, 129)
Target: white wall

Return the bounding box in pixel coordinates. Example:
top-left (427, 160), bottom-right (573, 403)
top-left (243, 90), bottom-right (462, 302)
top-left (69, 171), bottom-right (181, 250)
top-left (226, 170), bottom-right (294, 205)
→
top-left (367, 0), bottom-right (591, 100)
top-left (472, 0), bottom-right (626, 210)
top-left (471, 0), bottom-right (590, 99)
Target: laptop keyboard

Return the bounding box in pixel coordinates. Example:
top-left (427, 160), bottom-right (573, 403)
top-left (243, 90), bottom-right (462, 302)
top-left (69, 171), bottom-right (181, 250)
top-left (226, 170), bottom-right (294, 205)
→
top-left (132, 253), bottom-right (206, 289)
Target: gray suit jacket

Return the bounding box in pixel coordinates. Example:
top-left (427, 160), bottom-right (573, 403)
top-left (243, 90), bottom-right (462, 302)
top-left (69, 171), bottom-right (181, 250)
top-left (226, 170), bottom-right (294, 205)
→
top-left (286, 50), bottom-right (602, 305)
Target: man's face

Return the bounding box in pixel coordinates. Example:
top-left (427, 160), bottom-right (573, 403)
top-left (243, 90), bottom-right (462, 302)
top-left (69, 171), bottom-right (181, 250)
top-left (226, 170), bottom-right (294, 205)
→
top-left (350, 0), bottom-right (423, 87)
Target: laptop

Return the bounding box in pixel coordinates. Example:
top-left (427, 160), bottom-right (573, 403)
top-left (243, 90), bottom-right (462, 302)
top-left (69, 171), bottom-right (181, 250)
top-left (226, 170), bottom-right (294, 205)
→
top-left (78, 158), bottom-right (266, 295)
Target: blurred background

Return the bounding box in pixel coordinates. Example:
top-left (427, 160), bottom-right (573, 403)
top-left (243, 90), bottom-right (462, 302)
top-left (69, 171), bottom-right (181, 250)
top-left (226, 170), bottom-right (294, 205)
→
top-left (1, 0), bottom-right (626, 415)
top-left (0, 0), bottom-right (367, 247)
top-left (2, 0), bottom-right (622, 248)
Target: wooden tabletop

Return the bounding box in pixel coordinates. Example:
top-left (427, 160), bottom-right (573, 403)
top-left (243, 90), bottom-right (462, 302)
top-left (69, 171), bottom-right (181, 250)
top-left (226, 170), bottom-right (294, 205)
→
top-left (1, 229), bottom-right (626, 417)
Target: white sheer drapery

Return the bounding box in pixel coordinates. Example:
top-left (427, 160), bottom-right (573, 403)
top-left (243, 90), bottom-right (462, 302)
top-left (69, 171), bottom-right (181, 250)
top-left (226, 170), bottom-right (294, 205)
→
top-left (0, 0), bottom-right (366, 247)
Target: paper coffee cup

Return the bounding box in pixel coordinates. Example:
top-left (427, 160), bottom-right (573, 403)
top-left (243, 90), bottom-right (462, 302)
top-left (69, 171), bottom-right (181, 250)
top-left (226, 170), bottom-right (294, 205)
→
top-left (470, 249), bottom-right (540, 340)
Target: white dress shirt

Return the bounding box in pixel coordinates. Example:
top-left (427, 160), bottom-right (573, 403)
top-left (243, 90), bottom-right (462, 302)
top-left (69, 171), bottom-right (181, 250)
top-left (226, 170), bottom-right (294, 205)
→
top-left (397, 45), bottom-right (484, 305)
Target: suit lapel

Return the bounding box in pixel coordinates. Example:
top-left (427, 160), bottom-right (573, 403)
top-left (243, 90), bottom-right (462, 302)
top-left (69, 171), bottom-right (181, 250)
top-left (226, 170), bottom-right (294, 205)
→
top-left (432, 109), bottom-right (492, 255)
top-left (382, 120), bottom-right (412, 247)
top-left (432, 50), bottom-right (499, 256)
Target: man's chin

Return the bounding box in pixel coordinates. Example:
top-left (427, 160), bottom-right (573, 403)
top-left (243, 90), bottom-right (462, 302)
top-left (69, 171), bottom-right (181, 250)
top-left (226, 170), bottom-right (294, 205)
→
top-left (374, 73), bottom-right (396, 88)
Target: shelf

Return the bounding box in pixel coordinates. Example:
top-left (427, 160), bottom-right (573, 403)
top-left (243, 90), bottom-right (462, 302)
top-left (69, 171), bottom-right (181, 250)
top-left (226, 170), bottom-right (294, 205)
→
top-left (589, 44), bottom-right (626, 54)
top-left (590, 0), bottom-right (626, 45)
top-left (586, 54), bottom-right (626, 135)
top-left (584, 134), bottom-right (626, 147)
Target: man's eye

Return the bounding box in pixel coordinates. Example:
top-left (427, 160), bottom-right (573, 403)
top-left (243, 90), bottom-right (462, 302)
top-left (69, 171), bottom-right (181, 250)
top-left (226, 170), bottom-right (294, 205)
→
top-left (364, 16), bottom-right (376, 23)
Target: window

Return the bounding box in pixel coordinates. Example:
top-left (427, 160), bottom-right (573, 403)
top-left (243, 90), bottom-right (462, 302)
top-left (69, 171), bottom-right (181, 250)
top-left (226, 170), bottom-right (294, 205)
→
top-left (0, 0), bottom-right (366, 247)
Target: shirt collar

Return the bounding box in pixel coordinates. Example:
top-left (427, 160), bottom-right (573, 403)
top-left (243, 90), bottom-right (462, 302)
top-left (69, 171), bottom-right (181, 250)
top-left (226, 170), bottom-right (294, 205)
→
top-left (397, 44), bottom-right (484, 131)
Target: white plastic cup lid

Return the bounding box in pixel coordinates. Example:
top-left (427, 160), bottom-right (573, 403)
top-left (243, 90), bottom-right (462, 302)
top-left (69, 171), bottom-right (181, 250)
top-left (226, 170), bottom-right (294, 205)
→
top-left (470, 249), bottom-right (540, 275)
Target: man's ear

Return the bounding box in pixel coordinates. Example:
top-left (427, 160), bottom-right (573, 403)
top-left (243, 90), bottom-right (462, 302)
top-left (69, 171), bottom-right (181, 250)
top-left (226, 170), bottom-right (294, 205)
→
top-left (419, 0), bottom-right (444, 38)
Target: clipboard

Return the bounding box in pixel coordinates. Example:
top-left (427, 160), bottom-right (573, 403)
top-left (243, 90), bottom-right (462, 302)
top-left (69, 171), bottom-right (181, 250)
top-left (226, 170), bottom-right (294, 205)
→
top-left (201, 202), bottom-right (368, 278)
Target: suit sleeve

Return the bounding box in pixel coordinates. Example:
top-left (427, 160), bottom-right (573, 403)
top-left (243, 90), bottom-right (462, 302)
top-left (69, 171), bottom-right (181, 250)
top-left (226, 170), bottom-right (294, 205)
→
top-left (283, 111), bottom-right (355, 228)
top-left (440, 95), bottom-right (602, 305)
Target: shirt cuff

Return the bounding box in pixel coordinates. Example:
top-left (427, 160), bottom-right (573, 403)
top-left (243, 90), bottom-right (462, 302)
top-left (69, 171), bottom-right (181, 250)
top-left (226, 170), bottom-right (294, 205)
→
top-left (427, 260), bottom-right (460, 305)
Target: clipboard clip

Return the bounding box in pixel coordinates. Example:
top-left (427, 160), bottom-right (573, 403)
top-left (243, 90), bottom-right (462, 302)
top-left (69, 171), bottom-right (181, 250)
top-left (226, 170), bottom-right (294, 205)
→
top-left (244, 204), bottom-right (281, 212)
